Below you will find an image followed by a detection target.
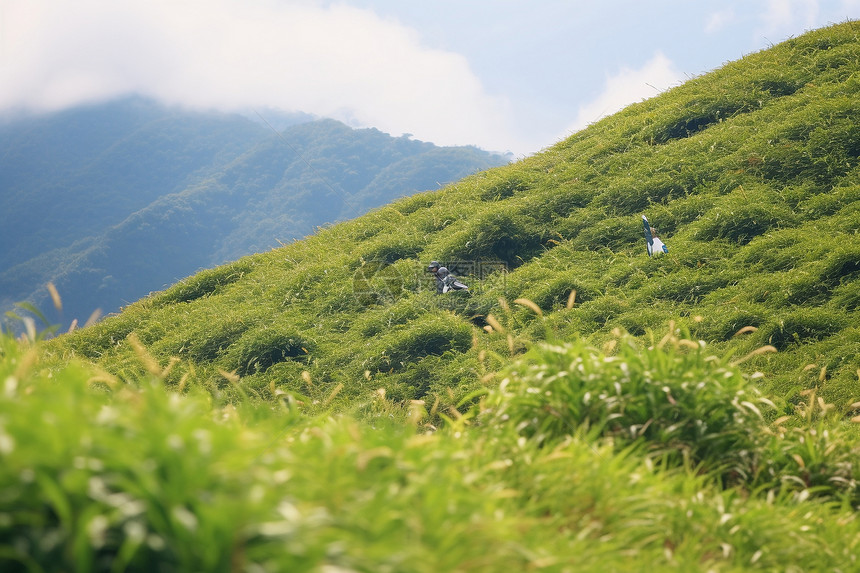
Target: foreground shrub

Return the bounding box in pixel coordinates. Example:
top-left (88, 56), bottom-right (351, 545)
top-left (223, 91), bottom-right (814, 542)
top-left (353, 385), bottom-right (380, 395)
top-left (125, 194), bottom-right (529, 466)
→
top-left (482, 327), bottom-right (774, 481)
top-left (481, 325), bottom-right (860, 504)
top-left (753, 389), bottom-right (860, 504)
top-left (5, 330), bottom-right (860, 572)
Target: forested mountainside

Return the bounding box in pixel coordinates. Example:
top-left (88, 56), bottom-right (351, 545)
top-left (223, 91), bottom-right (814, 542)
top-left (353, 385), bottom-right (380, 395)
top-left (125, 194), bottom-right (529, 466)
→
top-left (0, 97), bottom-right (508, 326)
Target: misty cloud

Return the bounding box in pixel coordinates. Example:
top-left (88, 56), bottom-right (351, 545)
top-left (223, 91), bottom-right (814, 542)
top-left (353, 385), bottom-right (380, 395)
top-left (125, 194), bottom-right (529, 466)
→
top-left (0, 0), bottom-right (516, 151)
top-left (562, 52), bottom-right (683, 138)
top-left (3, 0), bottom-right (857, 155)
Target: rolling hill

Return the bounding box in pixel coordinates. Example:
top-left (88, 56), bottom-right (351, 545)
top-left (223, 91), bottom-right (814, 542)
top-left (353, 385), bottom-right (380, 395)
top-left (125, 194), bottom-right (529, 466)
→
top-left (3, 20), bottom-right (860, 572)
top-left (46, 21), bottom-right (859, 410)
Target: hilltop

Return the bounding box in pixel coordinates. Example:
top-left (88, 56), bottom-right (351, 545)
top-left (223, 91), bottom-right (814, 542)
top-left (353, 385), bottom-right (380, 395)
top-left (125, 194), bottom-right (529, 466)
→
top-left (0, 98), bottom-right (509, 328)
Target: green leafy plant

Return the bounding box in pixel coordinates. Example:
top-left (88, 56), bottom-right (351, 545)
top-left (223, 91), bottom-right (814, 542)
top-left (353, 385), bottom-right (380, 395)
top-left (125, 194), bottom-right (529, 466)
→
top-left (483, 325), bottom-right (775, 480)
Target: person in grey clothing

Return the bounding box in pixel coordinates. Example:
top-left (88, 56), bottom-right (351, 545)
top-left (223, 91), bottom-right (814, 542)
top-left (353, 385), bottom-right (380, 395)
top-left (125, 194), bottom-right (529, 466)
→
top-left (427, 261), bottom-right (469, 294)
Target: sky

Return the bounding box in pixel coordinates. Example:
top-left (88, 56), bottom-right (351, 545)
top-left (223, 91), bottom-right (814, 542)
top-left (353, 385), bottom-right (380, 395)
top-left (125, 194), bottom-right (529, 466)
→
top-left (1, 0), bottom-right (858, 156)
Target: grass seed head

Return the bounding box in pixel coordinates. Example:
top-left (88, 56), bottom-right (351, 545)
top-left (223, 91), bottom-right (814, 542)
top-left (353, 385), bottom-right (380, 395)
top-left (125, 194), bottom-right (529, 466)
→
top-left (485, 314), bottom-right (505, 333)
top-left (46, 282), bottom-right (62, 312)
top-left (514, 298), bottom-right (543, 317)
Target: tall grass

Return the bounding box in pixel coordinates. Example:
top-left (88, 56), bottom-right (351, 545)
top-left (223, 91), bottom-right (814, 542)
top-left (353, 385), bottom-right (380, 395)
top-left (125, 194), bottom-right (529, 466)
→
top-left (5, 327), bottom-right (860, 571)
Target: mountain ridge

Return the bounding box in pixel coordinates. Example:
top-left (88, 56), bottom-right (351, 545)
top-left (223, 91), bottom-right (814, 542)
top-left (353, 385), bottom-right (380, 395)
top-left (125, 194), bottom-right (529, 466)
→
top-left (0, 98), bottom-right (509, 326)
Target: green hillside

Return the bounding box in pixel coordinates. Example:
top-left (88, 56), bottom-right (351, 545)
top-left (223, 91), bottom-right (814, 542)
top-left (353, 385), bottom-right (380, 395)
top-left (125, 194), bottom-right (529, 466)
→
top-left (3, 21), bottom-right (860, 572)
top-left (45, 21), bottom-right (859, 410)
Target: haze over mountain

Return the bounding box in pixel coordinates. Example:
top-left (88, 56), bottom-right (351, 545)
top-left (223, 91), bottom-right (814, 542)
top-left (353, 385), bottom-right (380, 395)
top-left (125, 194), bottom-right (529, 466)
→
top-left (0, 97), bottom-right (509, 327)
top-left (4, 2), bottom-right (857, 155)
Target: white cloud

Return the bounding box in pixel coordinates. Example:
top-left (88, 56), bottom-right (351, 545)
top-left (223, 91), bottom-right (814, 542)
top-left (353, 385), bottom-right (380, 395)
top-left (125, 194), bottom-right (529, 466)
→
top-left (0, 0), bottom-right (516, 151)
top-left (705, 8), bottom-right (736, 33)
top-left (759, 0), bottom-right (821, 37)
top-left (561, 52), bottom-right (684, 139)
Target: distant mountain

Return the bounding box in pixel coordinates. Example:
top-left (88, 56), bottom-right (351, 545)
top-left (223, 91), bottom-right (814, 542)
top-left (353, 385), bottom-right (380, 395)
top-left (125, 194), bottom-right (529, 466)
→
top-left (0, 97), bottom-right (509, 327)
top-left (0, 97), bottom-right (269, 269)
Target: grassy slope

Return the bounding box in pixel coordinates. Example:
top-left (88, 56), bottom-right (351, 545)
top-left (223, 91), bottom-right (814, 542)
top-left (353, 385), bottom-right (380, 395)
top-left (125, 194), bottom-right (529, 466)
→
top-left (4, 21), bottom-right (860, 572)
top-left (6, 315), bottom-right (860, 571)
top-left (47, 21), bottom-right (859, 414)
